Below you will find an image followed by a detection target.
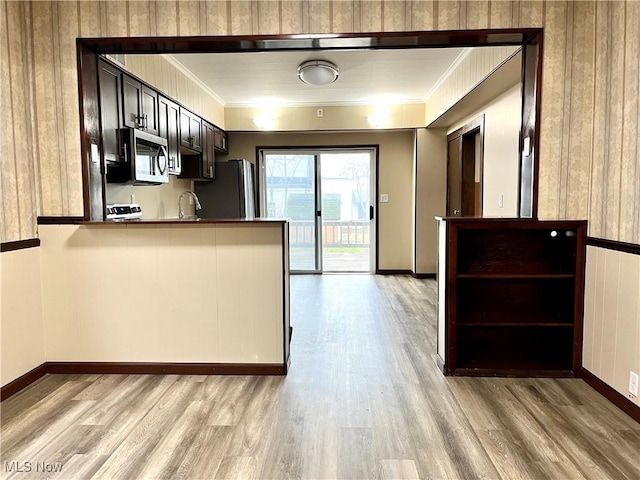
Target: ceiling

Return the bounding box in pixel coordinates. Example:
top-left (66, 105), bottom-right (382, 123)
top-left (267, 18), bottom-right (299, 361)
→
top-left (170, 47), bottom-right (470, 108)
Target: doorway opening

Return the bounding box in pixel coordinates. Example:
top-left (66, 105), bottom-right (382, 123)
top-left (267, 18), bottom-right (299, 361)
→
top-left (259, 148), bottom-right (376, 273)
top-left (446, 115), bottom-right (485, 217)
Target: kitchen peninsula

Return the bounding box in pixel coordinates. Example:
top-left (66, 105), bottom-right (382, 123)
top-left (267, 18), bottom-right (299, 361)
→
top-left (37, 218), bottom-right (291, 374)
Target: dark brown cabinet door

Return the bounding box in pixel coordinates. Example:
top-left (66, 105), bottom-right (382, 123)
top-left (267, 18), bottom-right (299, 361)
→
top-left (202, 121), bottom-right (215, 180)
top-left (122, 74), bottom-right (142, 129)
top-left (158, 96), bottom-right (181, 175)
top-left (141, 85), bottom-right (159, 135)
top-left (213, 126), bottom-right (228, 153)
top-left (190, 114), bottom-right (202, 151)
top-left (122, 74), bottom-right (158, 134)
top-left (98, 59), bottom-right (123, 164)
top-left (179, 108), bottom-right (202, 152)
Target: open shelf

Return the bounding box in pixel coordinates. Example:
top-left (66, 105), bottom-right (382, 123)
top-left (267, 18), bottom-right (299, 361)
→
top-left (437, 218), bottom-right (586, 377)
top-left (457, 273), bottom-right (575, 279)
top-left (456, 228), bottom-right (578, 276)
top-left (456, 325), bottom-right (574, 372)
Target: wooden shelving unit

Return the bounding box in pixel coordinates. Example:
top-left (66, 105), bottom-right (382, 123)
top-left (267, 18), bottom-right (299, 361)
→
top-left (436, 218), bottom-right (587, 377)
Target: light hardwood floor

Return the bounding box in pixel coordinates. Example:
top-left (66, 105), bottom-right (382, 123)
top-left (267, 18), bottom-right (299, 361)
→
top-left (1, 275), bottom-right (638, 479)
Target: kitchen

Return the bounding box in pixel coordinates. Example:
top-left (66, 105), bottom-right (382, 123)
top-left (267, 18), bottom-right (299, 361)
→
top-left (22, 32), bottom-right (527, 381)
top-left (3, 3), bottom-right (639, 476)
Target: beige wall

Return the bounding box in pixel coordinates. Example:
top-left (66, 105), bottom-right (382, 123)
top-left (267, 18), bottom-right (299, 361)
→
top-left (425, 45), bottom-right (520, 126)
top-left (1, 247), bottom-right (45, 387)
top-left (414, 128), bottom-right (447, 274)
top-left (3, 1), bottom-right (639, 244)
top-left (223, 130), bottom-right (415, 270)
top-left (124, 54), bottom-right (225, 128)
top-left (225, 103), bottom-right (425, 131)
top-left (583, 246), bottom-right (640, 406)
top-left (449, 84), bottom-right (522, 218)
top-left (39, 223), bottom-right (285, 364)
top-left (106, 176), bottom-right (194, 220)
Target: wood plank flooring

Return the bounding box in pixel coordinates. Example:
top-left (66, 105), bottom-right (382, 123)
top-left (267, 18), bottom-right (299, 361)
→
top-left (1, 275), bottom-right (638, 479)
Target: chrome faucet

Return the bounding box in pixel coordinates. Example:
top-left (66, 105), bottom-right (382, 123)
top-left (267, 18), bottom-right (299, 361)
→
top-left (178, 191), bottom-right (202, 219)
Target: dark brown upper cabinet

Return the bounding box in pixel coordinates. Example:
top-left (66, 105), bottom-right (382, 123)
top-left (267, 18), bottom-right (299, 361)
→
top-left (158, 96), bottom-right (181, 175)
top-left (98, 59), bottom-right (123, 164)
top-left (179, 108), bottom-right (202, 152)
top-left (213, 126), bottom-right (228, 153)
top-left (122, 73), bottom-right (159, 136)
top-left (202, 120), bottom-right (215, 180)
top-left (179, 120), bottom-right (214, 181)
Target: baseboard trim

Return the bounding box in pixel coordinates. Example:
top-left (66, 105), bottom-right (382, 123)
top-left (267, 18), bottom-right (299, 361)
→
top-left (1, 361), bottom-right (285, 402)
top-left (377, 269), bottom-right (412, 275)
top-left (46, 362), bottom-right (286, 376)
top-left (1, 363), bottom-right (48, 401)
top-left (412, 273), bottom-right (436, 279)
top-left (580, 368), bottom-right (640, 423)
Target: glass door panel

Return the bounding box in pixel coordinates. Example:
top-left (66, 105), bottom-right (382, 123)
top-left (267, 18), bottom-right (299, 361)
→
top-left (261, 153), bottom-right (319, 272)
top-left (320, 151), bottom-right (373, 272)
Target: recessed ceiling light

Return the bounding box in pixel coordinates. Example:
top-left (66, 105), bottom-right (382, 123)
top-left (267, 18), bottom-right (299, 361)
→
top-left (297, 60), bottom-right (339, 86)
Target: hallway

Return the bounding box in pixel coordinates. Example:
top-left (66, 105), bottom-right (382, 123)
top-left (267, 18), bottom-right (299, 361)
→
top-left (1, 275), bottom-right (638, 479)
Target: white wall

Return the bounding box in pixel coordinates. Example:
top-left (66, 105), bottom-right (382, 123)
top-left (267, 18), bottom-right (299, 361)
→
top-left (583, 246), bottom-right (640, 406)
top-left (1, 247), bottom-right (45, 387)
top-left (448, 83), bottom-right (522, 218)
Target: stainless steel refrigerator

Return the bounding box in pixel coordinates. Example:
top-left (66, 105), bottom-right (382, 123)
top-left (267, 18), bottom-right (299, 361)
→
top-left (195, 159), bottom-right (256, 219)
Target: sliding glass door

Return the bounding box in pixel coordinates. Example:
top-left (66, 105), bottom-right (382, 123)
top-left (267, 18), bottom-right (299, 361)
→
top-left (260, 148), bottom-right (375, 273)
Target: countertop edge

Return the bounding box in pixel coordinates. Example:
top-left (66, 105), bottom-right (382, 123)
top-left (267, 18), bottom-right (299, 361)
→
top-left (62, 218), bottom-right (288, 225)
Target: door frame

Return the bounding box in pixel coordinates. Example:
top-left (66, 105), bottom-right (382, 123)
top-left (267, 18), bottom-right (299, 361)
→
top-left (446, 115), bottom-right (485, 217)
top-left (257, 145), bottom-right (378, 274)
top-left (77, 29), bottom-right (543, 222)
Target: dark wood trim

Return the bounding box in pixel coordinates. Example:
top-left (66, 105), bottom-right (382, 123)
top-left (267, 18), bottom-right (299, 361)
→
top-left (519, 34), bottom-right (544, 219)
top-left (581, 368), bottom-right (640, 424)
top-left (587, 236), bottom-right (640, 256)
top-left (1, 363), bottom-right (47, 401)
top-left (37, 216), bottom-right (86, 225)
top-left (452, 368), bottom-right (576, 378)
top-left (1, 238), bottom-right (40, 252)
top-left (377, 269), bottom-right (413, 275)
top-left (45, 362), bottom-right (285, 376)
top-left (77, 30), bottom-right (540, 56)
top-left (412, 273), bottom-right (436, 279)
top-left (573, 224), bottom-right (587, 373)
top-left (77, 29), bottom-right (542, 230)
top-left (446, 115), bottom-right (484, 142)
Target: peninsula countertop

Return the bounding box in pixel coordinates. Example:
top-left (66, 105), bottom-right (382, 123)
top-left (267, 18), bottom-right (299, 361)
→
top-left (80, 218), bottom-right (289, 225)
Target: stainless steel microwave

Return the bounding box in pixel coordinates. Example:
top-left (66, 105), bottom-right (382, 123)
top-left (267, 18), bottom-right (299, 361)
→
top-left (119, 128), bottom-right (169, 185)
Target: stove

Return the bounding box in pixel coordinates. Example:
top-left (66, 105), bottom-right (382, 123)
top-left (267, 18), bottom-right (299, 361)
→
top-left (106, 204), bottom-right (143, 221)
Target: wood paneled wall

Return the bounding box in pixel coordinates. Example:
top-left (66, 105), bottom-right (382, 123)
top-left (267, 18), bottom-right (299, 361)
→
top-left (1, 1), bottom-right (639, 245)
top-left (583, 246), bottom-right (640, 406)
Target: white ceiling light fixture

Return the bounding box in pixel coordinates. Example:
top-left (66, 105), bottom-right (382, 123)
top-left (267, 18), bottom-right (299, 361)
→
top-left (297, 60), bottom-right (339, 86)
